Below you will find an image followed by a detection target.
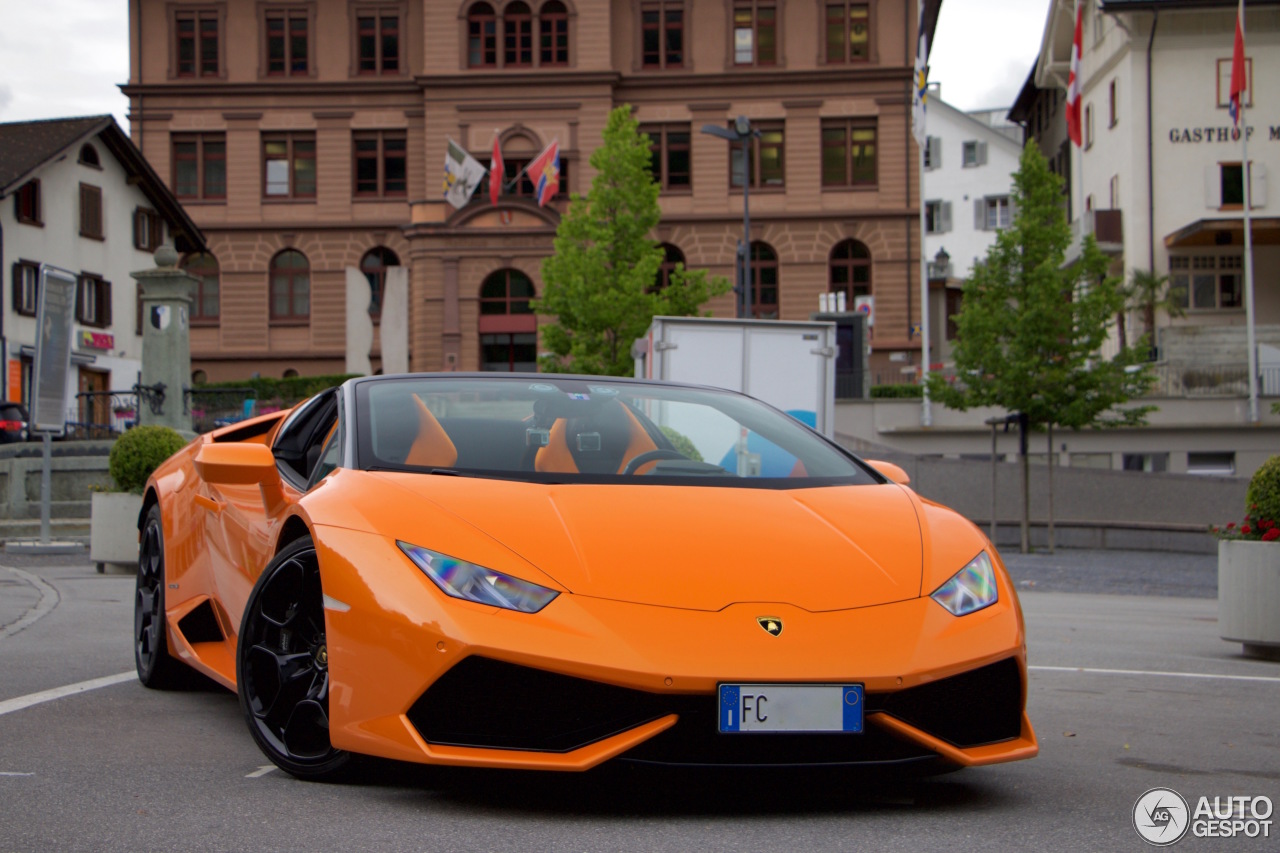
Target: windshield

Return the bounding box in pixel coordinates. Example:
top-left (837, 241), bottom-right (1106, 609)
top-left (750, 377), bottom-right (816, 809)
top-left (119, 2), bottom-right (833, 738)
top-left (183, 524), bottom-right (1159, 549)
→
top-left (353, 376), bottom-right (877, 487)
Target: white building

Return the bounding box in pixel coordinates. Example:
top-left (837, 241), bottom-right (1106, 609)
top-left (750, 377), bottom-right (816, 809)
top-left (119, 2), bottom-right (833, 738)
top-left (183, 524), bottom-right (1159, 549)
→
top-left (0, 115), bottom-right (204, 432)
top-left (919, 93), bottom-right (1023, 361)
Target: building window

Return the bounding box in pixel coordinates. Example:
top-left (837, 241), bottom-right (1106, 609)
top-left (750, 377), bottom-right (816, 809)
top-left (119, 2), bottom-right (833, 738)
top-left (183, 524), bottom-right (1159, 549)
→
top-left (641, 1), bottom-right (684, 69)
top-left (824, 2), bottom-right (869, 63)
top-left (504, 1), bottom-right (533, 67)
top-left (731, 121), bottom-right (784, 189)
top-left (500, 156), bottom-right (569, 199)
top-left (1084, 104), bottom-right (1094, 149)
top-left (821, 120), bottom-right (876, 187)
top-left (1122, 453), bottom-right (1168, 473)
top-left (1108, 78), bottom-right (1118, 128)
top-left (353, 131), bottom-right (407, 198)
top-left (924, 200), bottom-right (951, 234)
top-left (175, 8), bottom-right (220, 77)
top-left (1187, 452), bottom-right (1234, 476)
top-left (733, 1), bottom-right (776, 66)
top-left (654, 243), bottom-right (685, 292)
top-left (829, 240), bottom-right (870, 311)
top-left (1220, 163), bottom-right (1244, 207)
top-left (12, 261), bottom-right (39, 317)
top-left (749, 241), bottom-right (779, 319)
top-left (263, 134), bottom-right (316, 199)
top-left (356, 8), bottom-right (401, 74)
top-left (922, 135), bottom-right (940, 170)
top-left (961, 140), bottom-right (987, 168)
top-left (540, 1), bottom-right (569, 66)
top-left (265, 8), bottom-right (310, 76)
top-left (134, 208), bottom-right (162, 252)
top-left (76, 274), bottom-right (111, 328)
top-left (1216, 57), bottom-right (1252, 109)
top-left (78, 144), bottom-right (102, 168)
top-left (1109, 174), bottom-right (1119, 209)
top-left (79, 184), bottom-right (103, 240)
top-left (172, 134), bottom-right (226, 201)
top-left (467, 2), bottom-right (498, 67)
top-left (360, 247), bottom-right (399, 317)
top-left (642, 124), bottom-right (691, 192)
top-left (269, 249), bottom-right (310, 322)
top-left (479, 269), bottom-right (538, 372)
top-left (1169, 255), bottom-right (1242, 311)
top-left (182, 252), bottom-right (220, 324)
top-left (14, 180), bottom-right (41, 225)
top-left (945, 287), bottom-right (962, 340)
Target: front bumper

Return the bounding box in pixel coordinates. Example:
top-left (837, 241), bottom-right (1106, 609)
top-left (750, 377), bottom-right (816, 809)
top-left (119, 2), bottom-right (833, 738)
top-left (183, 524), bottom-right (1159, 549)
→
top-left (314, 526), bottom-right (1038, 770)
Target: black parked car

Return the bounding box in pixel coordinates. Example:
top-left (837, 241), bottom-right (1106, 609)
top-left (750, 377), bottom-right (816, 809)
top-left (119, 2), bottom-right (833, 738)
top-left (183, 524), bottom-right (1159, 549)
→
top-left (0, 403), bottom-right (30, 443)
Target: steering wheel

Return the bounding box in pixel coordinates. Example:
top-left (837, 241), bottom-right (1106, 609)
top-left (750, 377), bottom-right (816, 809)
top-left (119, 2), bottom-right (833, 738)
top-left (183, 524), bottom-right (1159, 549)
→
top-left (620, 449), bottom-right (688, 475)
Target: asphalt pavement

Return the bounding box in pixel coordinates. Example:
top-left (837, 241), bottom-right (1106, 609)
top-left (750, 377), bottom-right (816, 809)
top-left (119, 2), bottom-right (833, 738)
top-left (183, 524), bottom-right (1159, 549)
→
top-left (0, 547), bottom-right (1275, 853)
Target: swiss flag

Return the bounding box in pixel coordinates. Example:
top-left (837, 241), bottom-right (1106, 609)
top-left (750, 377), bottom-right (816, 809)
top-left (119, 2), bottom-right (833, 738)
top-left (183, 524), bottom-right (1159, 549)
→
top-left (1065, 1), bottom-right (1084, 147)
top-left (1229, 0), bottom-right (1247, 126)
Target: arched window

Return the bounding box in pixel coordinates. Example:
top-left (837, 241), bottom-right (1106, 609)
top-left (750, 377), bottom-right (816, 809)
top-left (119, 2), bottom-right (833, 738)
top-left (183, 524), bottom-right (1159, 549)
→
top-left (467, 2), bottom-right (497, 67)
top-left (504, 2), bottom-right (533, 66)
top-left (360, 247), bottom-right (399, 318)
top-left (653, 243), bottom-right (684, 292)
top-left (479, 269), bottom-right (537, 372)
top-left (269, 249), bottom-right (310, 322)
top-left (749, 241), bottom-right (779, 319)
top-left (78, 144), bottom-right (101, 168)
top-left (539, 1), bottom-right (568, 65)
top-left (182, 252), bottom-right (220, 324)
top-left (191, 369), bottom-right (208, 385)
top-left (283, 368), bottom-right (300, 378)
top-left (828, 239), bottom-right (871, 307)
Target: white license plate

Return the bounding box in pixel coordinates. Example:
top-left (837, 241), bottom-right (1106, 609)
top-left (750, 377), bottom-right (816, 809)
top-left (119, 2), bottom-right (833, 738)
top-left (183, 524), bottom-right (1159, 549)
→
top-left (718, 683), bottom-right (864, 733)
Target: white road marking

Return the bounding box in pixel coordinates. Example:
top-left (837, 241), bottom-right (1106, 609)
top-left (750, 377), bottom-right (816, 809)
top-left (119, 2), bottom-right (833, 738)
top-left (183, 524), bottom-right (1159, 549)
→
top-left (0, 671), bottom-right (135, 718)
top-left (0, 566), bottom-right (60, 640)
top-left (0, 772), bottom-right (34, 777)
top-left (245, 765), bottom-right (278, 778)
top-left (1030, 665), bottom-right (1280, 684)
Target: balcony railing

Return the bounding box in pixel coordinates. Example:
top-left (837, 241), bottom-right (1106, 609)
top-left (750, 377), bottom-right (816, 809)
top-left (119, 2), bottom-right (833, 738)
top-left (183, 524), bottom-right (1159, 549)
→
top-left (69, 387), bottom-right (258, 437)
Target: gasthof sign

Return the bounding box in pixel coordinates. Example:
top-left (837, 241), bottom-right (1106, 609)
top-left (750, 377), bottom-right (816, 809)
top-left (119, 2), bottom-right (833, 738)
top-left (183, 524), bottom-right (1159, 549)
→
top-left (31, 266), bottom-right (78, 435)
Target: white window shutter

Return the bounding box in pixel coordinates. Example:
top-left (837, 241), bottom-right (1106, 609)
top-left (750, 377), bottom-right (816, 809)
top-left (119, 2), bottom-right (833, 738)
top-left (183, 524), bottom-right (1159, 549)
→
top-left (941, 201), bottom-right (953, 233)
top-left (1251, 163), bottom-right (1268, 208)
top-left (975, 198), bottom-right (987, 230)
top-left (977, 141), bottom-right (988, 166)
top-left (928, 136), bottom-right (942, 169)
top-left (1204, 165), bottom-right (1221, 209)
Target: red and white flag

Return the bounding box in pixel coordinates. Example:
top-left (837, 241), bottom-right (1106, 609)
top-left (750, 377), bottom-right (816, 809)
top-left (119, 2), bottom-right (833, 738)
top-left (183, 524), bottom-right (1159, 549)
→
top-left (1229, 0), bottom-right (1247, 126)
top-left (489, 131), bottom-right (504, 205)
top-left (1065, 0), bottom-right (1084, 147)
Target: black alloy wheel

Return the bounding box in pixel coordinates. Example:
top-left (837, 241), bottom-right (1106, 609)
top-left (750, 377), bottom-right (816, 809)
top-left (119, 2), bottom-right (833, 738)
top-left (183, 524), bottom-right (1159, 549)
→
top-left (237, 535), bottom-right (350, 780)
top-left (135, 504), bottom-right (185, 688)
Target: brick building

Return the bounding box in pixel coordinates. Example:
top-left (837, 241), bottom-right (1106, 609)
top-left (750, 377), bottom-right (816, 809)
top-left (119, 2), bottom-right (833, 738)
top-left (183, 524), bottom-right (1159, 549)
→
top-left (124, 0), bottom-right (940, 381)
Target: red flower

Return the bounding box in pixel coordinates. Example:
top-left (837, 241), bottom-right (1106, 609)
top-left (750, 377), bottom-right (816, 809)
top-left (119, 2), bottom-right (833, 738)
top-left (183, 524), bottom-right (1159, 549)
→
top-left (1263, 529), bottom-right (1280, 542)
top-left (1241, 525), bottom-right (1252, 535)
top-left (1262, 520), bottom-right (1275, 530)
top-left (1251, 503), bottom-right (1259, 510)
top-left (1227, 522), bottom-right (1236, 529)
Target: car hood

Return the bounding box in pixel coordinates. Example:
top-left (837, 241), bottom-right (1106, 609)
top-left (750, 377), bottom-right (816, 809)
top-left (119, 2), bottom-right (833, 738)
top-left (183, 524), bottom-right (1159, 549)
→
top-left (366, 473), bottom-right (923, 612)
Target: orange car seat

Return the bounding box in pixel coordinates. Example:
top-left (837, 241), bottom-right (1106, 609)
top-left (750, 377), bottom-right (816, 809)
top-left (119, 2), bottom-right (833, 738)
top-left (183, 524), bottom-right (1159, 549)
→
top-left (535, 401), bottom-right (659, 474)
top-left (404, 393), bottom-right (459, 468)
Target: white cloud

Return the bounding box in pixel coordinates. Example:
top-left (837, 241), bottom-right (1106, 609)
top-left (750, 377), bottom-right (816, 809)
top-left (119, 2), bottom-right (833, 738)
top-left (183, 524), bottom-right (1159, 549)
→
top-left (929, 0), bottom-right (1052, 112)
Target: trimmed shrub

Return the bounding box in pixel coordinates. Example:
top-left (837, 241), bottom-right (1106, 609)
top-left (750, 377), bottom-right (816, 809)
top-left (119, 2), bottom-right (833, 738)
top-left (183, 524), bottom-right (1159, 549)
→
top-left (109, 425), bottom-right (187, 494)
top-left (1246, 455), bottom-right (1280, 529)
top-left (870, 384), bottom-right (924, 399)
top-left (660, 426), bottom-right (704, 462)
top-left (202, 374), bottom-right (358, 408)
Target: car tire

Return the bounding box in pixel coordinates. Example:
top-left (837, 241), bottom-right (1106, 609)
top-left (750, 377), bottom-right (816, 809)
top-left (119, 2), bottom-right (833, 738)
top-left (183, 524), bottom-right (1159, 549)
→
top-left (135, 504), bottom-right (187, 689)
top-left (237, 534), bottom-right (351, 781)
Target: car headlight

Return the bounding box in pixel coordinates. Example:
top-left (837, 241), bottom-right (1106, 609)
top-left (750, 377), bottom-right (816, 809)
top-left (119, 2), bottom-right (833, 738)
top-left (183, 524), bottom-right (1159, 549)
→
top-left (930, 551), bottom-right (998, 616)
top-left (397, 542), bottom-right (559, 613)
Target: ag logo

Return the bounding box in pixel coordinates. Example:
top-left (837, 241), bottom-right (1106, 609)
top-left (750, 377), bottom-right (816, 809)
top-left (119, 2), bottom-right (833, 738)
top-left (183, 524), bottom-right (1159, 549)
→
top-left (1134, 787), bottom-right (1190, 846)
top-left (756, 617), bottom-right (783, 637)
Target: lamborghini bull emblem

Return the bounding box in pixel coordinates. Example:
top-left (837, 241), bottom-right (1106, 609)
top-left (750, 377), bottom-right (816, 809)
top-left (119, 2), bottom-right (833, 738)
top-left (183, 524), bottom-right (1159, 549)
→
top-left (757, 617), bottom-right (783, 637)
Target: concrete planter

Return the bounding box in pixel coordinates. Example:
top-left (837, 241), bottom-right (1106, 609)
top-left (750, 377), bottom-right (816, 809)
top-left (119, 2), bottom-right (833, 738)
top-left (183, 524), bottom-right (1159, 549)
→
top-left (89, 492), bottom-right (144, 572)
top-left (1219, 539), bottom-right (1280, 659)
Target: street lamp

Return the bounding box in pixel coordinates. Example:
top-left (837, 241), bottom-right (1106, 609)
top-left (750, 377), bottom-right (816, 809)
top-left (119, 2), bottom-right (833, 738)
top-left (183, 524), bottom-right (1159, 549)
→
top-left (701, 116), bottom-right (760, 318)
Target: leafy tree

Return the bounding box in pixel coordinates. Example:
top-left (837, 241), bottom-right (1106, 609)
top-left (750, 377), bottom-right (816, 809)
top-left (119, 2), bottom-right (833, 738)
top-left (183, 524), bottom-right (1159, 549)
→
top-left (928, 142), bottom-right (1154, 550)
top-left (1117, 268), bottom-right (1185, 354)
top-left (536, 106), bottom-right (728, 375)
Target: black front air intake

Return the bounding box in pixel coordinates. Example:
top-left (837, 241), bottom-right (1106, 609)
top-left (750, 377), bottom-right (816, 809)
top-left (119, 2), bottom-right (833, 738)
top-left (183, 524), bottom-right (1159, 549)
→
top-left (879, 657), bottom-right (1024, 747)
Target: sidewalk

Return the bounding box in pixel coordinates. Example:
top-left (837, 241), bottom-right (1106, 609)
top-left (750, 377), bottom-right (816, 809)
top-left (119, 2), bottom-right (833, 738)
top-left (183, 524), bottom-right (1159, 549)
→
top-left (998, 547), bottom-right (1217, 598)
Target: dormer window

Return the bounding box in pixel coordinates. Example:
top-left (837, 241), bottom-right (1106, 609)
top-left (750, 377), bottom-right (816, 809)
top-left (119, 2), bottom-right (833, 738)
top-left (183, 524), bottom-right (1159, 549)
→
top-left (78, 144), bottom-right (102, 168)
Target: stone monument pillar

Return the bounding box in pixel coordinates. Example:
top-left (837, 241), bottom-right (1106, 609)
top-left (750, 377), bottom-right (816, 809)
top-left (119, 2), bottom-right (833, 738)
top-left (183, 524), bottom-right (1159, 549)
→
top-left (132, 244), bottom-right (197, 434)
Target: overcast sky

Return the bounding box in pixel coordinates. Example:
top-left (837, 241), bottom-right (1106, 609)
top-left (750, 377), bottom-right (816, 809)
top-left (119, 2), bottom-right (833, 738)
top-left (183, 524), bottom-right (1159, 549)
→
top-left (0, 0), bottom-right (1052, 130)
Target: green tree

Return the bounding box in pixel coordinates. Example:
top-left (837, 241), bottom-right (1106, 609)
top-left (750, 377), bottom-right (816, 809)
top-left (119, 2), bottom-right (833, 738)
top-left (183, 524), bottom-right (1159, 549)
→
top-left (928, 142), bottom-right (1154, 550)
top-left (535, 106), bottom-right (728, 375)
top-left (1117, 268), bottom-right (1185, 354)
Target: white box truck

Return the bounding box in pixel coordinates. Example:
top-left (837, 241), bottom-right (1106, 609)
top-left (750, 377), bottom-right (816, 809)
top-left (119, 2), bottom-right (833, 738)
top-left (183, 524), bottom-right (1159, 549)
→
top-left (632, 316), bottom-right (837, 438)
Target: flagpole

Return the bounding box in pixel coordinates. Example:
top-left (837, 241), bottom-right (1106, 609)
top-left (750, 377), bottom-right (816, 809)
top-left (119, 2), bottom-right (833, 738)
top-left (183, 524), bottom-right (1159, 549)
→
top-left (1240, 55), bottom-right (1258, 423)
top-left (920, 140), bottom-right (932, 428)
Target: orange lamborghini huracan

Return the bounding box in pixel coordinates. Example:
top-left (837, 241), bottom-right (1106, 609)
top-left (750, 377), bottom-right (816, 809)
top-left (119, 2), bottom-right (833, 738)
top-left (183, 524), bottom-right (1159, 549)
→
top-left (135, 374), bottom-right (1037, 779)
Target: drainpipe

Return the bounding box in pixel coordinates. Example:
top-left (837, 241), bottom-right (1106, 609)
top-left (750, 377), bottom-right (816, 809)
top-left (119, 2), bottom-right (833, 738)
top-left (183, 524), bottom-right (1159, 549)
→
top-left (1146, 10), bottom-right (1158, 273)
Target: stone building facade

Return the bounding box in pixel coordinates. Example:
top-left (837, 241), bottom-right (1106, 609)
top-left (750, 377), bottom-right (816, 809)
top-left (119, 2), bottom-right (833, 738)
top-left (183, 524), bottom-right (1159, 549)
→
top-left (125, 0), bottom-right (940, 381)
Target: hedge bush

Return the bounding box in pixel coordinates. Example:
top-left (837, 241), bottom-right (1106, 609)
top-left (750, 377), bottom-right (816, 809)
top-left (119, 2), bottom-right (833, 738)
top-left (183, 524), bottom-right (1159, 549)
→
top-left (199, 374), bottom-right (358, 408)
top-left (1246, 455), bottom-right (1280, 529)
top-left (870, 384), bottom-right (924, 399)
top-left (109, 425), bottom-right (187, 494)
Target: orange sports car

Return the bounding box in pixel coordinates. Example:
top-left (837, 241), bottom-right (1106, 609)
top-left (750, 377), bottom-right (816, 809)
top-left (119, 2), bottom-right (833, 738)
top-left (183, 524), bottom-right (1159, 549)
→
top-left (135, 374), bottom-right (1037, 779)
